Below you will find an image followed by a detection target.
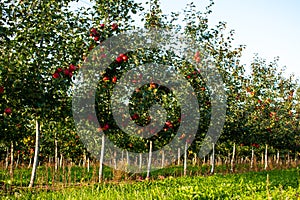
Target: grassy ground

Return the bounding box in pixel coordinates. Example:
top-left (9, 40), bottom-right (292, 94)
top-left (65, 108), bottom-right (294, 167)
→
top-left (1, 167), bottom-right (300, 199)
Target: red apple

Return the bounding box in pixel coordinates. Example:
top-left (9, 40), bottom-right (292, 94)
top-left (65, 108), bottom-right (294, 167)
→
top-left (251, 143), bottom-right (260, 148)
top-left (131, 113), bottom-right (139, 120)
top-left (69, 64), bottom-right (76, 72)
top-left (100, 23), bottom-right (105, 28)
top-left (122, 54), bottom-right (128, 62)
top-left (103, 76), bottom-right (110, 82)
top-left (111, 23), bottom-right (118, 30)
top-left (52, 72), bottom-right (60, 79)
top-left (165, 121), bottom-right (173, 128)
top-left (149, 82), bottom-right (156, 89)
top-left (112, 76), bottom-right (117, 83)
top-left (94, 36), bottom-right (99, 41)
top-left (64, 69), bottom-right (70, 76)
top-left (90, 28), bottom-right (97, 36)
top-left (4, 107), bottom-right (12, 115)
top-left (0, 86), bottom-right (4, 94)
top-left (103, 124), bottom-right (109, 131)
top-left (116, 56), bottom-right (123, 63)
top-left (56, 68), bottom-right (63, 73)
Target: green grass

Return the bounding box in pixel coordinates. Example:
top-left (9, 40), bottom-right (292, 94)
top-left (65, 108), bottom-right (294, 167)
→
top-left (2, 168), bottom-right (300, 199)
top-left (0, 163), bottom-right (257, 187)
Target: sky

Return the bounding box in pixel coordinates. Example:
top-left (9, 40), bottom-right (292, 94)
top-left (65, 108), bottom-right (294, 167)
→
top-left (73, 0), bottom-right (300, 78)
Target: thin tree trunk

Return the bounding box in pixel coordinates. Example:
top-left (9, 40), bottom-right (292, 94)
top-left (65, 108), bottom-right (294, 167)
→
top-left (10, 141), bottom-right (14, 180)
top-left (139, 153), bottom-right (142, 172)
top-left (230, 143), bottom-right (236, 172)
top-left (161, 150), bottom-right (165, 168)
top-left (29, 119), bottom-right (40, 188)
top-left (184, 142), bottom-right (188, 176)
top-left (146, 141), bottom-right (152, 179)
top-left (210, 142), bottom-right (215, 174)
top-left (114, 151), bottom-right (117, 170)
top-left (28, 157), bottom-right (32, 169)
top-left (99, 134), bottom-right (105, 183)
top-left (264, 144), bottom-right (268, 170)
top-left (193, 153), bottom-right (197, 166)
top-left (250, 147), bottom-right (254, 169)
top-left (177, 148), bottom-right (180, 166)
top-left (16, 152), bottom-right (20, 169)
top-left (83, 152), bottom-right (86, 167)
top-left (87, 157), bottom-right (90, 172)
top-left (276, 150), bottom-right (279, 165)
top-left (5, 147), bottom-right (9, 169)
top-left (126, 151), bottom-right (130, 166)
top-left (55, 132), bottom-right (58, 172)
top-left (60, 154), bottom-right (63, 168)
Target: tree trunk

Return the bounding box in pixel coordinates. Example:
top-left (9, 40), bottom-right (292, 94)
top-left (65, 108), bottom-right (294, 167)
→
top-left (126, 151), bottom-right (130, 166)
top-left (192, 153), bottom-right (197, 166)
top-left (55, 132), bottom-right (58, 172)
top-left (276, 150), bottom-right (279, 165)
top-left (10, 141), bottom-right (14, 180)
top-left (250, 147), bottom-right (254, 169)
top-left (161, 150), bottom-right (165, 168)
top-left (146, 141), bottom-right (152, 179)
top-left (177, 148), bottom-right (180, 166)
top-left (28, 157), bottom-right (32, 169)
top-left (264, 144), bottom-right (268, 170)
top-left (29, 119), bottom-right (40, 188)
top-left (184, 142), bottom-right (188, 176)
top-left (83, 152), bottom-right (86, 167)
top-left (99, 134), bottom-right (105, 183)
top-left (139, 153), bottom-right (142, 172)
top-left (230, 143), bottom-right (236, 172)
top-left (16, 152), bottom-right (20, 169)
top-left (60, 154), bottom-right (63, 168)
top-left (87, 157), bottom-right (90, 172)
top-left (114, 151), bottom-right (117, 170)
top-left (5, 147), bottom-right (9, 169)
top-left (210, 142), bottom-right (215, 174)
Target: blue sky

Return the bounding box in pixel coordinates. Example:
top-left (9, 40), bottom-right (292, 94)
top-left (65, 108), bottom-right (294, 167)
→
top-left (159, 0), bottom-right (300, 78)
top-left (73, 0), bottom-right (300, 78)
